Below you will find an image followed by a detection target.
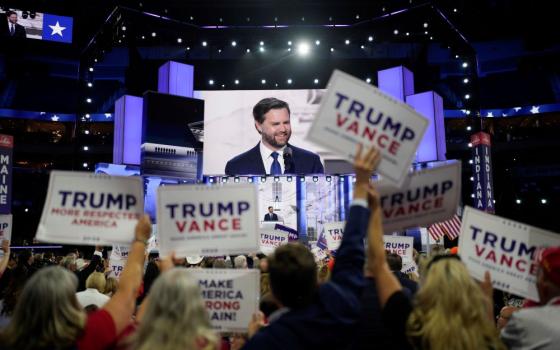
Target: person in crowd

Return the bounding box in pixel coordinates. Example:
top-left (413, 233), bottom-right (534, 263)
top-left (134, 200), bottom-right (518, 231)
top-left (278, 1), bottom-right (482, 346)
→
top-left (76, 272), bottom-right (110, 308)
top-left (137, 260), bottom-right (160, 305)
top-left (386, 253), bottom-right (418, 296)
top-left (317, 262), bottom-right (331, 284)
top-left (258, 254), bottom-right (268, 273)
top-left (104, 277), bottom-right (119, 297)
top-left (0, 249), bottom-right (35, 323)
top-left (225, 97), bottom-right (324, 175)
top-left (61, 255), bottom-right (77, 271)
top-left (212, 258), bottom-right (227, 269)
top-left (131, 267), bottom-right (218, 350)
top-left (243, 145), bottom-right (380, 349)
top-left (260, 273), bottom-right (271, 296)
top-left (500, 247), bottom-right (560, 349)
top-left (367, 198), bottom-right (504, 350)
top-left (0, 240), bottom-right (9, 278)
top-left (496, 306), bottom-right (519, 331)
top-left (0, 215), bottom-right (151, 350)
top-left (234, 255), bottom-right (248, 269)
top-left (259, 293), bottom-right (280, 320)
top-left (264, 206), bottom-right (279, 222)
top-left (76, 246), bottom-right (104, 292)
top-left (230, 333), bottom-right (248, 350)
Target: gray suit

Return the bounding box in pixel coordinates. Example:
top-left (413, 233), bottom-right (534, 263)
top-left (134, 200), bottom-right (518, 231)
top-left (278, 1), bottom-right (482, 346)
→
top-left (501, 298), bottom-right (560, 350)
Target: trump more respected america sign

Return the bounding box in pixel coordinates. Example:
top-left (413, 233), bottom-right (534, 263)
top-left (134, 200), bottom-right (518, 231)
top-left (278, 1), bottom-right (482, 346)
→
top-left (377, 161), bottom-right (461, 233)
top-left (459, 206), bottom-right (560, 301)
top-left (157, 184), bottom-right (259, 257)
top-left (307, 70), bottom-right (428, 187)
top-left (190, 269), bottom-right (260, 332)
top-left (36, 171), bottom-right (144, 245)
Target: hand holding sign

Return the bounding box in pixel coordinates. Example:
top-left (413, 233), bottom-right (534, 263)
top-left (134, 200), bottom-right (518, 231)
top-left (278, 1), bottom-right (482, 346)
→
top-left (135, 214), bottom-right (152, 242)
top-left (1, 239), bottom-right (9, 254)
top-left (353, 145), bottom-right (381, 201)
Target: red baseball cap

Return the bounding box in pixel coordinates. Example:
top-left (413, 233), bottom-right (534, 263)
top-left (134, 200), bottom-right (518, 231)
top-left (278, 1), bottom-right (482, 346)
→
top-left (539, 247), bottom-right (560, 287)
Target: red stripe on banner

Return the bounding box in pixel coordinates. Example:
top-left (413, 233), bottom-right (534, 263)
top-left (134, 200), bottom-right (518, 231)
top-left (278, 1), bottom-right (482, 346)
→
top-left (428, 223), bottom-right (444, 241)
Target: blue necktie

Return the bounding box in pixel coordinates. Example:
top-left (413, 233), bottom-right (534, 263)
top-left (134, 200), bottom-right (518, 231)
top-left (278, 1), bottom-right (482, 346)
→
top-left (270, 152), bottom-right (281, 175)
top-left (10, 25), bottom-right (15, 36)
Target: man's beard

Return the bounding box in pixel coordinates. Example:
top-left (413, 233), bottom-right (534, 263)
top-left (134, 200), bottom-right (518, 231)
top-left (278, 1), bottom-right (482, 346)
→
top-left (262, 131), bottom-right (291, 148)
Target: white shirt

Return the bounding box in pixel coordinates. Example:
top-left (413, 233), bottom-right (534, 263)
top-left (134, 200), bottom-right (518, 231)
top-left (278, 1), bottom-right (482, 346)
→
top-left (259, 142), bottom-right (286, 175)
top-left (76, 288), bottom-right (110, 308)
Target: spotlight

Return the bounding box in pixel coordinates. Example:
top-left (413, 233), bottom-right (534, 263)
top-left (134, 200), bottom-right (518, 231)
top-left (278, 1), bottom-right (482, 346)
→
top-left (297, 42), bottom-right (310, 56)
top-left (122, 26), bottom-right (127, 31)
top-left (470, 177), bottom-right (474, 181)
top-left (314, 78), bottom-right (319, 84)
top-left (231, 41), bottom-right (237, 47)
top-left (86, 98), bottom-right (92, 103)
top-left (423, 22), bottom-right (428, 28)
top-left (209, 79), bottom-right (214, 85)
top-left (30, 12), bottom-right (36, 19)
top-left (261, 79), bottom-right (266, 84)
top-left (330, 47), bottom-right (334, 52)
top-left (234, 79), bottom-right (239, 85)
top-left (89, 67), bottom-right (94, 72)
top-left (516, 199), bottom-right (521, 204)
top-left (85, 114), bottom-right (90, 119)
top-left (83, 162), bottom-right (88, 168)
top-left (274, 176), bottom-right (280, 182)
top-left (87, 82), bottom-right (93, 87)
top-left (234, 177), bottom-right (240, 183)
top-left (202, 41), bottom-right (207, 46)
top-left (222, 177), bottom-right (227, 183)
top-left (287, 78), bottom-right (292, 84)
top-left (83, 146), bottom-right (89, 151)
top-left (141, 35), bottom-right (145, 39)
top-left (246, 48), bottom-right (251, 53)
top-left (261, 176), bottom-right (266, 183)
top-left (455, 54), bottom-right (460, 59)
top-left (259, 47), bottom-right (265, 52)
top-left (260, 41), bottom-right (264, 46)
top-left (468, 143), bottom-right (472, 148)
top-left (84, 130), bottom-right (90, 135)
top-left (462, 62), bottom-right (469, 68)
top-left (368, 36), bottom-right (373, 42)
top-left (360, 45), bottom-right (365, 49)
top-left (345, 39), bottom-right (350, 45)
top-left (186, 47), bottom-right (190, 51)
top-left (406, 32), bottom-right (410, 36)
top-left (313, 176), bottom-right (318, 182)
top-left (468, 160), bottom-right (473, 164)
top-left (465, 94), bottom-right (471, 99)
top-left (299, 177), bottom-right (305, 182)
top-left (453, 8), bottom-right (458, 13)
top-left (393, 29), bottom-right (399, 35)
top-left (24, 208), bottom-right (29, 212)
top-left (288, 41), bottom-right (292, 46)
top-left (287, 176), bottom-right (292, 182)
top-left (151, 32), bottom-right (156, 37)
top-left (326, 176), bottom-right (331, 182)
top-left (315, 40), bottom-right (320, 46)
top-left (177, 38), bottom-right (182, 43)
top-left (471, 194), bottom-right (475, 198)
top-left (463, 78), bottom-right (469, 84)
top-left (366, 78), bottom-right (371, 83)
top-left (466, 126), bottom-right (472, 131)
top-left (541, 199), bottom-right (547, 204)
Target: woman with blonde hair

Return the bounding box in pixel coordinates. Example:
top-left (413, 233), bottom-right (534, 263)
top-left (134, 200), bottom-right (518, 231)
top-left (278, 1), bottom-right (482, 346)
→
top-left (132, 268), bottom-right (218, 350)
top-left (364, 184), bottom-right (504, 350)
top-left (104, 277), bottom-right (119, 297)
top-left (0, 215), bottom-right (152, 350)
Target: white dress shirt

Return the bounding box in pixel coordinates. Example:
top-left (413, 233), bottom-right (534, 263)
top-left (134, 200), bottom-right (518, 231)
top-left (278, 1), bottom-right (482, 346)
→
top-left (259, 142), bottom-right (286, 175)
top-left (76, 288), bottom-right (110, 308)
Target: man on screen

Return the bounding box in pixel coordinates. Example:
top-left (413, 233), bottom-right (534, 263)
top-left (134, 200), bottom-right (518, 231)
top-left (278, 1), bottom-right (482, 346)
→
top-left (264, 206), bottom-right (279, 222)
top-left (225, 98), bottom-right (324, 175)
top-left (4, 11), bottom-right (27, 38)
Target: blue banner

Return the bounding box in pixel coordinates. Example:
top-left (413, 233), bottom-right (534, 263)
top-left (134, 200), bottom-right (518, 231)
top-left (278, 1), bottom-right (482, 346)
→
top-left (471, 132), bottom-right (495, 213)
top-left (0, 134), bottom-right (13, 214)
top-left (42, 14), bottom-right (73, 44)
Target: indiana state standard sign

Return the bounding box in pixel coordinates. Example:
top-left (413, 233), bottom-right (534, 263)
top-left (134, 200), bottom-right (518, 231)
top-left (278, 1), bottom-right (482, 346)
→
top-left (157, 184), bottom-right (259, 257)
top-left (36, 171), bottom-right (144, 245)
top-left (307, 70), bottom-right (429, 187)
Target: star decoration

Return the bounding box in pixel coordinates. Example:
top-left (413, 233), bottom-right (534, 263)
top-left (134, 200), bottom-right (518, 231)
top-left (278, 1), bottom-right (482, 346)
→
top-left (486, 111), bottom-right (494, 118)
top-left (530, 106), bottom-right (540, 114)
top-left (49, 21), bottom-right (66, 37)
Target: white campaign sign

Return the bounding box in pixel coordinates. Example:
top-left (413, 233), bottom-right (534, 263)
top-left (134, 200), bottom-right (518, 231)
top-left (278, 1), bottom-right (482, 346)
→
top-left (157, 184), bottom-right (259, 257)
top-left (110, 245), bottom-right (130, 260)
top-left (190, 269), bottom-right (260, 332)
top-left (259, 229), bottom-right (288, 255)
top-left (383, 235), bottom-right (414, 263)
top-left (0, 214), bottom-right (12, 241)
top-left (108, 258), bottom-right (126, 280)
top-left (377, 161), bottom-right (461, 232)
top-left (307, 70), bottom-right (428, 187)
top-left (459, 206), bottom-right (560, 301)
top-left (323, 221), bottom-right (345, 251)
top-left (36, 171), bottom-right (144, 245)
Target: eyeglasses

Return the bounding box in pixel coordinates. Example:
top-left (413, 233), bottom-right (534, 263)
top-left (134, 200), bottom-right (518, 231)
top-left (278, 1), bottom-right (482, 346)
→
top-left (426, 254), bottom-right (461, 270)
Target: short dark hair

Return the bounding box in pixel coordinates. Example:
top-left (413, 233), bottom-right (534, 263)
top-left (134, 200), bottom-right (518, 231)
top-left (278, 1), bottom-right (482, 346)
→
top-left (268, 243), bottom-right (317, 309)
top-left (268, 206), bottom-right (273, 210)
top-left (253, 98), bottom-right (290, 124)
top-left (386, 253), bottom-right (403, 272)
top-left (6, 11), bottom-right (17, 17)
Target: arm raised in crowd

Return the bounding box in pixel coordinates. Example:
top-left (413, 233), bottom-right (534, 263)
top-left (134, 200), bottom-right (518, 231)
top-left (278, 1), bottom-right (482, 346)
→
top-left (366, 186), bottom-right (402, 307)
top-left (330, 145), bottom-right (380, 289)
top-left (103, 215), bottom-right (151, 333)
top-left (0, 240), bottom-right (9, 277)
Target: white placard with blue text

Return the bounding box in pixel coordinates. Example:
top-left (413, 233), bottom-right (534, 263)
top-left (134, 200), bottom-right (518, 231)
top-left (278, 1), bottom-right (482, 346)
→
top-left (324, 221), bottom-right (345, 251)
top-left (377, 161), bottom-right (461, 232)
top-left (0, 214), bottom-right (12, 241)
top-left (157, 184), bottom-right (259, 257)
top-left (383, 235), bottom-right (414, 263)
top-left (259, 229), bottom-right (288, 255)
top-left (459, 206), bottom-right (560, 301)
top-left (190, 268), bottom-right (260, 332)
top-left (307, 70), bottom-right (429, 187)
top-left (36, 171), bottom-right (144, 245)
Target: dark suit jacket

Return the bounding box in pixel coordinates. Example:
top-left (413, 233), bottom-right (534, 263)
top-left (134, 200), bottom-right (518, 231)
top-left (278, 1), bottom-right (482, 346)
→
top-left (264, 213), bottom-right (279, 222)
top-left (225, 142), bottom-right (324, 175)
top-left (243, 205), bottom-right (369, 350)
top-left (4, 22), bottom-right (26, 38)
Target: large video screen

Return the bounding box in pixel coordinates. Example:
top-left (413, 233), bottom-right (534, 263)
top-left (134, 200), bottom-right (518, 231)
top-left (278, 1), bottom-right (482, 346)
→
top-left (198, 89), bottom-right (347, 176)
top-left (2, 9), bottom-right (73, 43)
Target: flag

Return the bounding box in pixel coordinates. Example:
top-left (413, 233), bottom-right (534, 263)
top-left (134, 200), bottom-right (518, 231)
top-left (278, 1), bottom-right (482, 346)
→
top-left (439, 214), bottom-right (462, 240)
top-left (428, 222), bottom-right (445, 241)
top-left (42, 14), bottom-right (73, 44)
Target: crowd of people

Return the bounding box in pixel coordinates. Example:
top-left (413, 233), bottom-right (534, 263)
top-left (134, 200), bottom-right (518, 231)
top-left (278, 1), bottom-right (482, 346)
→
top-left (0, 146), bottom-right (558, 349)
